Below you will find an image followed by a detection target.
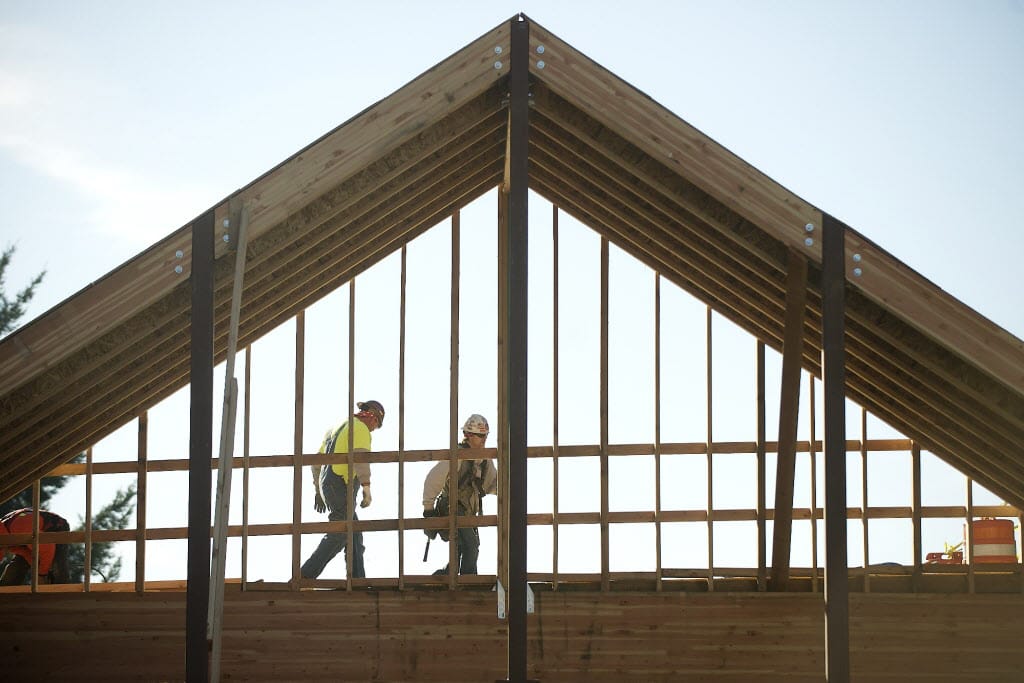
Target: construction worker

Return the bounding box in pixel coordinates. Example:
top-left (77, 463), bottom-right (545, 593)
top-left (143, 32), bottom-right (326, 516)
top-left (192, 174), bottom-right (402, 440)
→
top-left (0, 508), bottom-right (71, 585)
top-left (300, 399), bottom-right (385, 580)
top-left (422, 414), bottom-right (497, 575)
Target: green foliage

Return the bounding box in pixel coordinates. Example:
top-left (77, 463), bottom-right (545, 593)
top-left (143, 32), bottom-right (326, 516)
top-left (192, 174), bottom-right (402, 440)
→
top-left (0, 455), bottom-right (81, 515)
top-left (1, 245), bottom-right (136, 583)
top-left (0, 243), bottom-right (46, 336)
top-left (66, 483), bottom-right (138, 583)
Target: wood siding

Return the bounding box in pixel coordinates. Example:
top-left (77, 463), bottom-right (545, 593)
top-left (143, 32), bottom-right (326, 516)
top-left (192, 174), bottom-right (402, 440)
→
top-left (3, 589), bottom-right (1021, 681)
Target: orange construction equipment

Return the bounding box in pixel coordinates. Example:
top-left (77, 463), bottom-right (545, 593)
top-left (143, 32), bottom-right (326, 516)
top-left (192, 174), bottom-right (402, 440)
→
top-left (925, 550), bottom-right (963, 565)
top-left (966, 518), bottom-right (1018, 564)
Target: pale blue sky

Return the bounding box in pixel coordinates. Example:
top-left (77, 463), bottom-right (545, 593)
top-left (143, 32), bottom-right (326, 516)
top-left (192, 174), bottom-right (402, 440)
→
top-left (2, 1), bottom-right (1022, 337)
top-left (2, 2), bottom-right (1021, 580)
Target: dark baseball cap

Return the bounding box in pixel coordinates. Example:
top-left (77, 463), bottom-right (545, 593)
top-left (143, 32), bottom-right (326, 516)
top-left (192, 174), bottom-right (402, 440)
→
top-left (357, 400), bottom-right (385, 426)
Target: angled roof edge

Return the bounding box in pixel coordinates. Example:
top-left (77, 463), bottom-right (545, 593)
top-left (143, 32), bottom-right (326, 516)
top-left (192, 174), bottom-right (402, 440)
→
top-left (526, 18), bottom-right (1024, 401)
top-left (0, 18), bottom-right (514, 398)
top-left (1, 15), bottom-right (1021, 508)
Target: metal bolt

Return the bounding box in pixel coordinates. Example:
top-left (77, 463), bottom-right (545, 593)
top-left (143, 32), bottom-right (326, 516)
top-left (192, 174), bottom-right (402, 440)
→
top-left (852, 253), bottom-right (862, 263)
top-left (537, 60), bottom-right (545, 69)
top-left (853, 267), bottom-right (863, 277)
top-left (804, 237), bottom-right (814, 247)
top-left (222, 234), bottom-right (230, 243)
top-left (174, 265), bottom-right (183, 274)
top-left (494, 60), bottom-right (502, 70)
top-left (536, 45), bottom-right (545, 54)
top-left (222, 218), bottom-right (230, 228)
top-left (805, 223), bottom-right (814, 233)
top-left (175, 249), bottom-right (184, 259)
top-left (494, 46), bottom-right (502, 54)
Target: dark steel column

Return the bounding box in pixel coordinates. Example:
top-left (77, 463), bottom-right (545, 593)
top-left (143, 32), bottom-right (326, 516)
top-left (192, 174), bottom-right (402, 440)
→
top-left (186, 209), bottom-right (215, 682)
top-left (507, 14), bottom-right (530, 683)
top-left (822, 213), bottom-right (850, 683)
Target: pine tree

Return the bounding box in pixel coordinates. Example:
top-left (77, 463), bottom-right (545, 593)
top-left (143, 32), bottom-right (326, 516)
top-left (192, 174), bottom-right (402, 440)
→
top-left (65, 484), bottom-right (138, 583)
top-left (1, 246), bottom-right (137, 583)
top-left (0, 243), bottom-right (45, 336)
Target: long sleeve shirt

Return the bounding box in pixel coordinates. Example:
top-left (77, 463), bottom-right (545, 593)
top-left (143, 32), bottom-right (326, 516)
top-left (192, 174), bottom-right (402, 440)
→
top-left (422, 456), bottom-right (497, 515)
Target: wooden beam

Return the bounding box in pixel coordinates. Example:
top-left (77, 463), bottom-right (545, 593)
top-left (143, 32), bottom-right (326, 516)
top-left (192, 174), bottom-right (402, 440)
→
top-left (770, 250), bottom-right (808, 590)
top-left (1, 159), bottom-right (505, 502)
top-left (706, 306), bottom-right (714, 591)
top-left (655, 274), bottom-right (664, 591)
top-left (600, 237), bottom-right (610, 593)
top-left (860, 409), bottom-right (870, 593)
top-left (756, 341), bottom-right (766, 592)
top-left (291, 312), bottom-right (304, 586)
top-left (136, 414), bottom-right (147, 593)
top-left (398, 246), bottom-right (407, 590)
top-left (241, 346), bottom-right (251, 589)
top-left (552, 205), bottom-right (561, 591)
top-left (210, 205), bottom-right (249, 681)
top-left (912, 441), bottom-right (922, 592)
top-left (448, 210), bottom-right (460, 589)
top-left (0, 104), bottom-right (507, 491)
top-left (84, 447), bottom-right (93, 592)
top-left (346, 283), bottom-right (356, 589)
top-left (526, 169), bottom-right (1024, 505)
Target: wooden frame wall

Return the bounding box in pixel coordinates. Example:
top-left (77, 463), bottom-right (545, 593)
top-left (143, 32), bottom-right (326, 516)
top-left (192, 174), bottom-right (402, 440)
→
top-left (6, 198), bottom-right (1023, 595)
top-left (8, 436), bottom-right (1021, 594)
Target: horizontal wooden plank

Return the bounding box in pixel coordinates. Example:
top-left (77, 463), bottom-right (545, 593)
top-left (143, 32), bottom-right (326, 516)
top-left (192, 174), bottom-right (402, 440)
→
top-left (2, 589), bottom-right (1021, 681)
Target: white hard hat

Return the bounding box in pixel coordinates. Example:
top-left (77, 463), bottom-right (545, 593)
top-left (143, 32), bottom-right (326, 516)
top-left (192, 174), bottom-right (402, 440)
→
top-left (462, 414), bottom-right (489, 435)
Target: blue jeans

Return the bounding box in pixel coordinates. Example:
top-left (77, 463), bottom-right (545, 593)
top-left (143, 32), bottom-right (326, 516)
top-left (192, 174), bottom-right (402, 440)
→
top-left (301, 469), bottom-right (365, 579)
top-left (432, 507), bottom-right (480, 575)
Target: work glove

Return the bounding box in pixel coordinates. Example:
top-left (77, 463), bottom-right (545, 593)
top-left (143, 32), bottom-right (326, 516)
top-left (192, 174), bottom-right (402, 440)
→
top-left (423, 508), bottom-right (438, 537)
top-left (360, 484), bottom-right (372, 508)
top-left (313, 491), bottom-right (326, 514)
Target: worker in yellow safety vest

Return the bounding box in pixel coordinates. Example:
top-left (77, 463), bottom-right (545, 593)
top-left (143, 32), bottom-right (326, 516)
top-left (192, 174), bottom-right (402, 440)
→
top-left (300, 400), bottom-right (384, 580)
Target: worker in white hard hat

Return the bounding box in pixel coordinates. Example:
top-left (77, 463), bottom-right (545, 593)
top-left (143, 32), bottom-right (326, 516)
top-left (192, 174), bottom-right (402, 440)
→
top-left (422, 413), bottom-right (497, 575)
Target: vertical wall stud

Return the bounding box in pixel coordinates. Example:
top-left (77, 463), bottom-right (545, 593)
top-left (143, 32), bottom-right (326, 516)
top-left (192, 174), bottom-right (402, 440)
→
top-left (136, 412), bottom-right (148, 593)
top-left (600, 237), bottom-right (610, 592)
top-left (346, 282), bottom-right (356, 590)
top-left (706, 306), bottom-right (714, 591)
top-left (861, 409), bottom-right (870, 593)
top-left (398, 246), bottom-right (408, 590)
top-left (85, 446), bottom-right (93, 592)
top-left (448, 211), bottom-right (461, 590)
top-left (911, 441), bottom-right (922, 592)
top-left (756, 341), bottom-right (766, 591)
top-left (291, 312), bottom-right (305, 587)
top-left (655, 274), bottom-right (664, 591)
top-left (552, 205), bottom-right (561, 591)
top-left (242, 346), bottom-right (251, 589)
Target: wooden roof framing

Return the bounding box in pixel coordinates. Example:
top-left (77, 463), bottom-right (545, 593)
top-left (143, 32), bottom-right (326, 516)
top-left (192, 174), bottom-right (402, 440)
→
top-left (2, 16), bottom-right (1023, 512)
